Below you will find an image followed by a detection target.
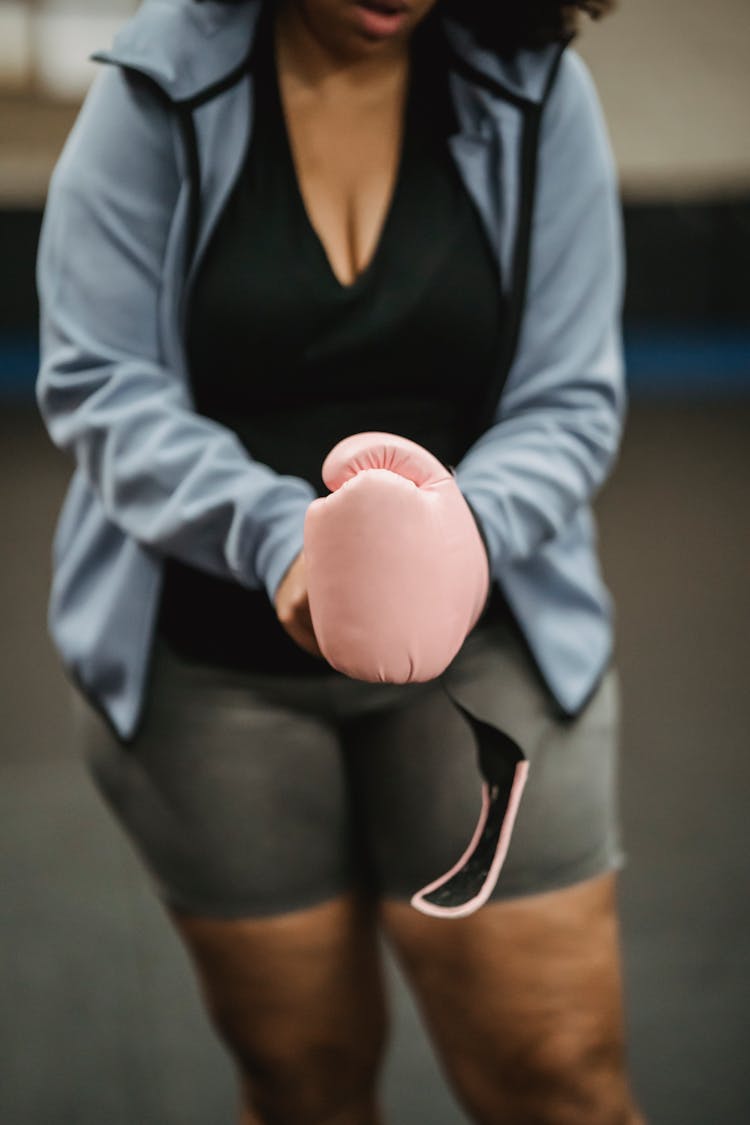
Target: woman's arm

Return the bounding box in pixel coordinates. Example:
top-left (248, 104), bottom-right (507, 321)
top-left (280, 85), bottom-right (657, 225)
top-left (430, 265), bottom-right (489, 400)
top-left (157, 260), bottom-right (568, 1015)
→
top-left (453, 50), bottom-right (627, 568)
top-left (36, 66), bottom-right (316, 605)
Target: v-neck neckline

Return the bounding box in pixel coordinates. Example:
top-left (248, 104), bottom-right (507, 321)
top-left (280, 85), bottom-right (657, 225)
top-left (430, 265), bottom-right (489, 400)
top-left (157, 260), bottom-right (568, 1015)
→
top-left (267, 16), bottom-right (416, 297)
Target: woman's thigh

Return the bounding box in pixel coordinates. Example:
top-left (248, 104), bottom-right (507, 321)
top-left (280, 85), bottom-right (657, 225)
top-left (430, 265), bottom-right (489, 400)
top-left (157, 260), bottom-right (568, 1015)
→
top-left (340, 621), bottom-right (636, 1122)
top-left (342, 622), bottom-right (625, 904)
top-left (171, 891), bottom-right (389, 1124)
top-left (76, 638), bottom-right (367, 918)
top-left (76, 641), bottom-right (390, 1121)
top-left (380, 873), bottom-right (641, 1125)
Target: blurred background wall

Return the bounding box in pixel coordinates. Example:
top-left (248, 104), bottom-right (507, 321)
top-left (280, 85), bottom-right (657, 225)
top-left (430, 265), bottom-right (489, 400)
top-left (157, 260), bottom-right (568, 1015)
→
top-left (1, 0), bottom-right (749, 392)
top-left (1, 2), bottom-right (748, 1123)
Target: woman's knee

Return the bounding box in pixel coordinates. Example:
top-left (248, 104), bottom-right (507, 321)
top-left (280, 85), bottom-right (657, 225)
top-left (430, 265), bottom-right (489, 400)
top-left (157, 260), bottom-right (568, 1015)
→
top-left (236, 1036), bottom-right (384, 1124)
top-left (211, 980), bottom-right (388, 1121)
top-left (447, 1030), bottom-right (639, 1125)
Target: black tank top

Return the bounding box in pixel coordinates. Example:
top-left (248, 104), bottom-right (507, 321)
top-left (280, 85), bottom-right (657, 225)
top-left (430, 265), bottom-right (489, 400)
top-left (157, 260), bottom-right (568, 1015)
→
top-left (158, 2), bottom-right (512, 673)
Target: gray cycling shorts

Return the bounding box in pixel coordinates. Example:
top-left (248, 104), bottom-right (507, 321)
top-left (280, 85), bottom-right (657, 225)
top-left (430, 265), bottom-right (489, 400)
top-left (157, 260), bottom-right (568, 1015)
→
top-left (76, 618), bottom-right (626, 919)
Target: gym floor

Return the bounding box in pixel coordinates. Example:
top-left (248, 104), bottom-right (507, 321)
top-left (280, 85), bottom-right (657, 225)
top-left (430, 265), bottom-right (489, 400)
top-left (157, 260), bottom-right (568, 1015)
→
top-left (1, 398), bottom-right (748, 1124)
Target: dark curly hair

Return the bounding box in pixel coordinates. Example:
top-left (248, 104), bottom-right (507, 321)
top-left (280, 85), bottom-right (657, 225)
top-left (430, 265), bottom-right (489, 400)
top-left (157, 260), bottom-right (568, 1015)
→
top-left (195, 1), bottom-right (614, 54)
top-left (441, 0), bottom-right (613, 52)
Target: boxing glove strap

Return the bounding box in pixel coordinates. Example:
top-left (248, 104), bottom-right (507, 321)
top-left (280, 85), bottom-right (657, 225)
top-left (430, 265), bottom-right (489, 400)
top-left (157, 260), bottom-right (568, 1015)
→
top-left (410, 693), bottom-right (529, 920)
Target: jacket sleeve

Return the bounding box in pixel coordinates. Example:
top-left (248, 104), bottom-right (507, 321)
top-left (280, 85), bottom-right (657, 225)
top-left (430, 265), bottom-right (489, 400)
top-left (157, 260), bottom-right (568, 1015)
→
top-left (36, 65), bottom-right (316, 605)
top-left (453, 50), bottom-right (627, 569)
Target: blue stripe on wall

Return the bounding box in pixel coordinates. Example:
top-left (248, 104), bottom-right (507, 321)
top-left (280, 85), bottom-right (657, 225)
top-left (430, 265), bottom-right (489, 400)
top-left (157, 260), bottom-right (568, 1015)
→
top-left (2, 326), bottom-right (750, 401)
top-left (624, 326), bottom-right (750, 396)
top-left (0, 336), bottom-right (41, 398)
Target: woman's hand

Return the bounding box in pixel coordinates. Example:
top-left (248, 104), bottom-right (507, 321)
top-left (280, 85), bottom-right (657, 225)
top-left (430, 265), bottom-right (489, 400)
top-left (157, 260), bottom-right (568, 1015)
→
top-left (274, 551), bottom-right (324, 659)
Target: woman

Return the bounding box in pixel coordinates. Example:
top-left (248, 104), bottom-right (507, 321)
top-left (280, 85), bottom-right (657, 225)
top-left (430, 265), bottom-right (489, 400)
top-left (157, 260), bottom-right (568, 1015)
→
top-left (36, 0), bottom-right (644, 1121)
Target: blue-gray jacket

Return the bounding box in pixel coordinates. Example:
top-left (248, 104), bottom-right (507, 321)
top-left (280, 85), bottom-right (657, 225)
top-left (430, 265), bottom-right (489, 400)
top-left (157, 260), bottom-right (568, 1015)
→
top-left (36, 0), bottom-right (626, 741)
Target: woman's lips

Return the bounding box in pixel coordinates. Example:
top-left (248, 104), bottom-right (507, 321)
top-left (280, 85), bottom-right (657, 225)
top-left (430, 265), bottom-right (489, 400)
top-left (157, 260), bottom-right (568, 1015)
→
top-left (353, 1), bottom-right (409, 39)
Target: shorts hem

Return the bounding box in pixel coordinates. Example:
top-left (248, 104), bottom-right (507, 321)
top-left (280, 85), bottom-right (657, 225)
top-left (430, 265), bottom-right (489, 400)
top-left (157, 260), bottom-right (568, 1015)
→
top-left (153, 880), bottom-right (367, 922)
top-left (386, 847), bottom-right (628, 909)
top-left (487, 846), bottom-right (629, 904)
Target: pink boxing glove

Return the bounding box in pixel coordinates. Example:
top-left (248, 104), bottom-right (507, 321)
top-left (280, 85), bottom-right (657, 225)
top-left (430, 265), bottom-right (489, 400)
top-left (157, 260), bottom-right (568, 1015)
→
top-left (303, 431), bottom-right (491, 683)
top-left (304, 432), bottom-right (529, 921)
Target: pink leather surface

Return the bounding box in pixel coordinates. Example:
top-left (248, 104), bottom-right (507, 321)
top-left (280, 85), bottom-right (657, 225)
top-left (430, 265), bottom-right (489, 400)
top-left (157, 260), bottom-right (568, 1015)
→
top-left (304, 432), bottom-right (491, 683)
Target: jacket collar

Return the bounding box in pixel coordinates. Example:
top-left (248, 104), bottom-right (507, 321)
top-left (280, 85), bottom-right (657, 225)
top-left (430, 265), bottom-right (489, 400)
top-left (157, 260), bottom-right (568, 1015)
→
top-left (92, 0), bottom-right (562, 110)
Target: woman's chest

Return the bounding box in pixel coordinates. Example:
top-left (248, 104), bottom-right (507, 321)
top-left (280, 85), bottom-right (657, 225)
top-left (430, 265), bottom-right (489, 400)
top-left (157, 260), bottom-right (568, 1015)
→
top-left (277, 71), bottom-right (410, 290)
